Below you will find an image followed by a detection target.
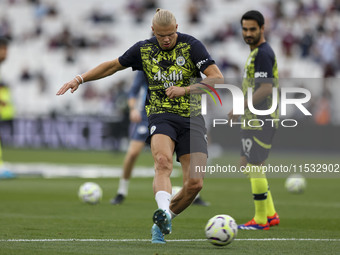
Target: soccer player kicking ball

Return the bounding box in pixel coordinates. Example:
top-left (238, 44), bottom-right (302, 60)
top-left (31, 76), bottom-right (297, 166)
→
top-left (111, 71), bottom-right (210, 207)
top-left (57, 9), bottom-right (223, 243)
top-left (228, 10), bottom-right (280, 230)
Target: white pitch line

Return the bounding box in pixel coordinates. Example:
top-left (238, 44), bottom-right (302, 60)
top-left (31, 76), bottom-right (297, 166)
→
top-left (1, 238), bottom-right (339, 242)
top-left (235, 238), bottom-right (340, 241)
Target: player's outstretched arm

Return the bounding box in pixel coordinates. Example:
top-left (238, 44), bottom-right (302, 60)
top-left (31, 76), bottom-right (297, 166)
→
top-left (56, 58), bottom-right (126, 95)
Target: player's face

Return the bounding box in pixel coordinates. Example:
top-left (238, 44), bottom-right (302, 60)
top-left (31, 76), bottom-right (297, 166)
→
top-left (152, 23), bottom-right (178, 50)
top-left (242, 20), bottom-right (263, 48)
top-left (0, 45), bottom-right (7, 63)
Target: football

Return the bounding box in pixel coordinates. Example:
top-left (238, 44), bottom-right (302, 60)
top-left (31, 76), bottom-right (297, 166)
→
top-left (78, 182), bottom-right (103, 204)
top-left (285, 174), bottom-right (306, 193)
top-left (205, 214), bottom-right (238, 246)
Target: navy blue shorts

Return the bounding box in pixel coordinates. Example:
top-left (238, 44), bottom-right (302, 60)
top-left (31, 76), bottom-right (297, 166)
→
top-left (130, 120), bottom-right (149, 142)
top-left (240, 128), bottom-right (276, 164)
top-left (146, 113), bottom-right (208, 161)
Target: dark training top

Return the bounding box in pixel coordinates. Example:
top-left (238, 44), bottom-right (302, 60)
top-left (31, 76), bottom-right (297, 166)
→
top-left (119, 32), bottom-right (215, 117)
top-left (242, 42), bottom-right (279, 130)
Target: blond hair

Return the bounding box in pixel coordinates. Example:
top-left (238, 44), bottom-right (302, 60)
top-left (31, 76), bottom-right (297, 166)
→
top-left (152, 8), bottom-right (176, 26)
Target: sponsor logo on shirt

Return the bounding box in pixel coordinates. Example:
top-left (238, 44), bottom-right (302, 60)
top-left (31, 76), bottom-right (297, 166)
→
top-left (153, 70), bottom-right (183, 82)
top-left (196, 58), bottom-right (208, 69)
top-left (255, 72), bottom-right (268, 78)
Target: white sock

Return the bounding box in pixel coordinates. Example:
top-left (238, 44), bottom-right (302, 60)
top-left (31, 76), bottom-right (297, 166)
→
top-left (169, 209), bottom-right (178, 219)
top-left (117, 178), bottom-right (129, 196)
top-left (155, 191), bottom-right (171, 216)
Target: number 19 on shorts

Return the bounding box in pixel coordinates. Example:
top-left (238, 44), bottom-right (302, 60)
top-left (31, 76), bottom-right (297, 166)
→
top-left (242, 138), bottom-right (252, 157)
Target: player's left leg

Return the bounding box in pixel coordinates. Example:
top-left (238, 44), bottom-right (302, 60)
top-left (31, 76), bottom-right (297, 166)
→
top-left (169, 152), bottom-right (205, 216)
top-left (169, 114), bottom-right (207, 215)
top-left (249, 163), bottom-right (269, 225)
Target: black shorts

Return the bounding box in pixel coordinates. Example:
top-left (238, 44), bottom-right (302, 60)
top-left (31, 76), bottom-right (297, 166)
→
top-left (240, 128), bottom-right (276, 164)
top-left (146, 113), bottom-right (208, 161)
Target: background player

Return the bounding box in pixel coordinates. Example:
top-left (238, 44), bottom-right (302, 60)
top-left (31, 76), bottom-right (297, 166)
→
top-left (110, 70), bottom-right (149, 205)
top-left (228, 10), bottom-right (280, 230)
top-left (57, 9), bottom-right (223, 243)
top-left (0, 37), bottom-right (15, 178)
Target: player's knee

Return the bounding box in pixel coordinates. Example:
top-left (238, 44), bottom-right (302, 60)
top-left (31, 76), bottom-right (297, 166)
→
top-left (154, 153), bottom-right (172, 172)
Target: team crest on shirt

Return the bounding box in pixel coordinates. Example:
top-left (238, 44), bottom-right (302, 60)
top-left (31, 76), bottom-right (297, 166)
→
top-left (176, 56), bottom-right (185, 66)
top-left (150, 125), bottom-right (156, 135)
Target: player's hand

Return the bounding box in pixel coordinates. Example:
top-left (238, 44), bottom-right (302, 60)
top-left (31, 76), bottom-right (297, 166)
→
top-left (56, 78), bottom-right (80, 95)
top-left (165, 86), bottom-right (186, 99)
top-left (130, 109), bottom-right (142, 123)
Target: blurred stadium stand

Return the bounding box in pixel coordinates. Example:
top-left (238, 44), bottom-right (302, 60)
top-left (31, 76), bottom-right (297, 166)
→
top-left (0, 0), bottom-right (339, 150)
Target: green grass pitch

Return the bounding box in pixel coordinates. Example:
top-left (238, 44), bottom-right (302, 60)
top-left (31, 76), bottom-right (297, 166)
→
top-left (0, 148), bottom-right (339, 254)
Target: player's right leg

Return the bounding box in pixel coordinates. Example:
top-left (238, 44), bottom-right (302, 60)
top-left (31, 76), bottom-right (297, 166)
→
top-left (151, 224), bottom-right (165, 244)
top-left (111, 140), bottom-right (145, 205)
top-left (151, 134), bottom-right (174, 239)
